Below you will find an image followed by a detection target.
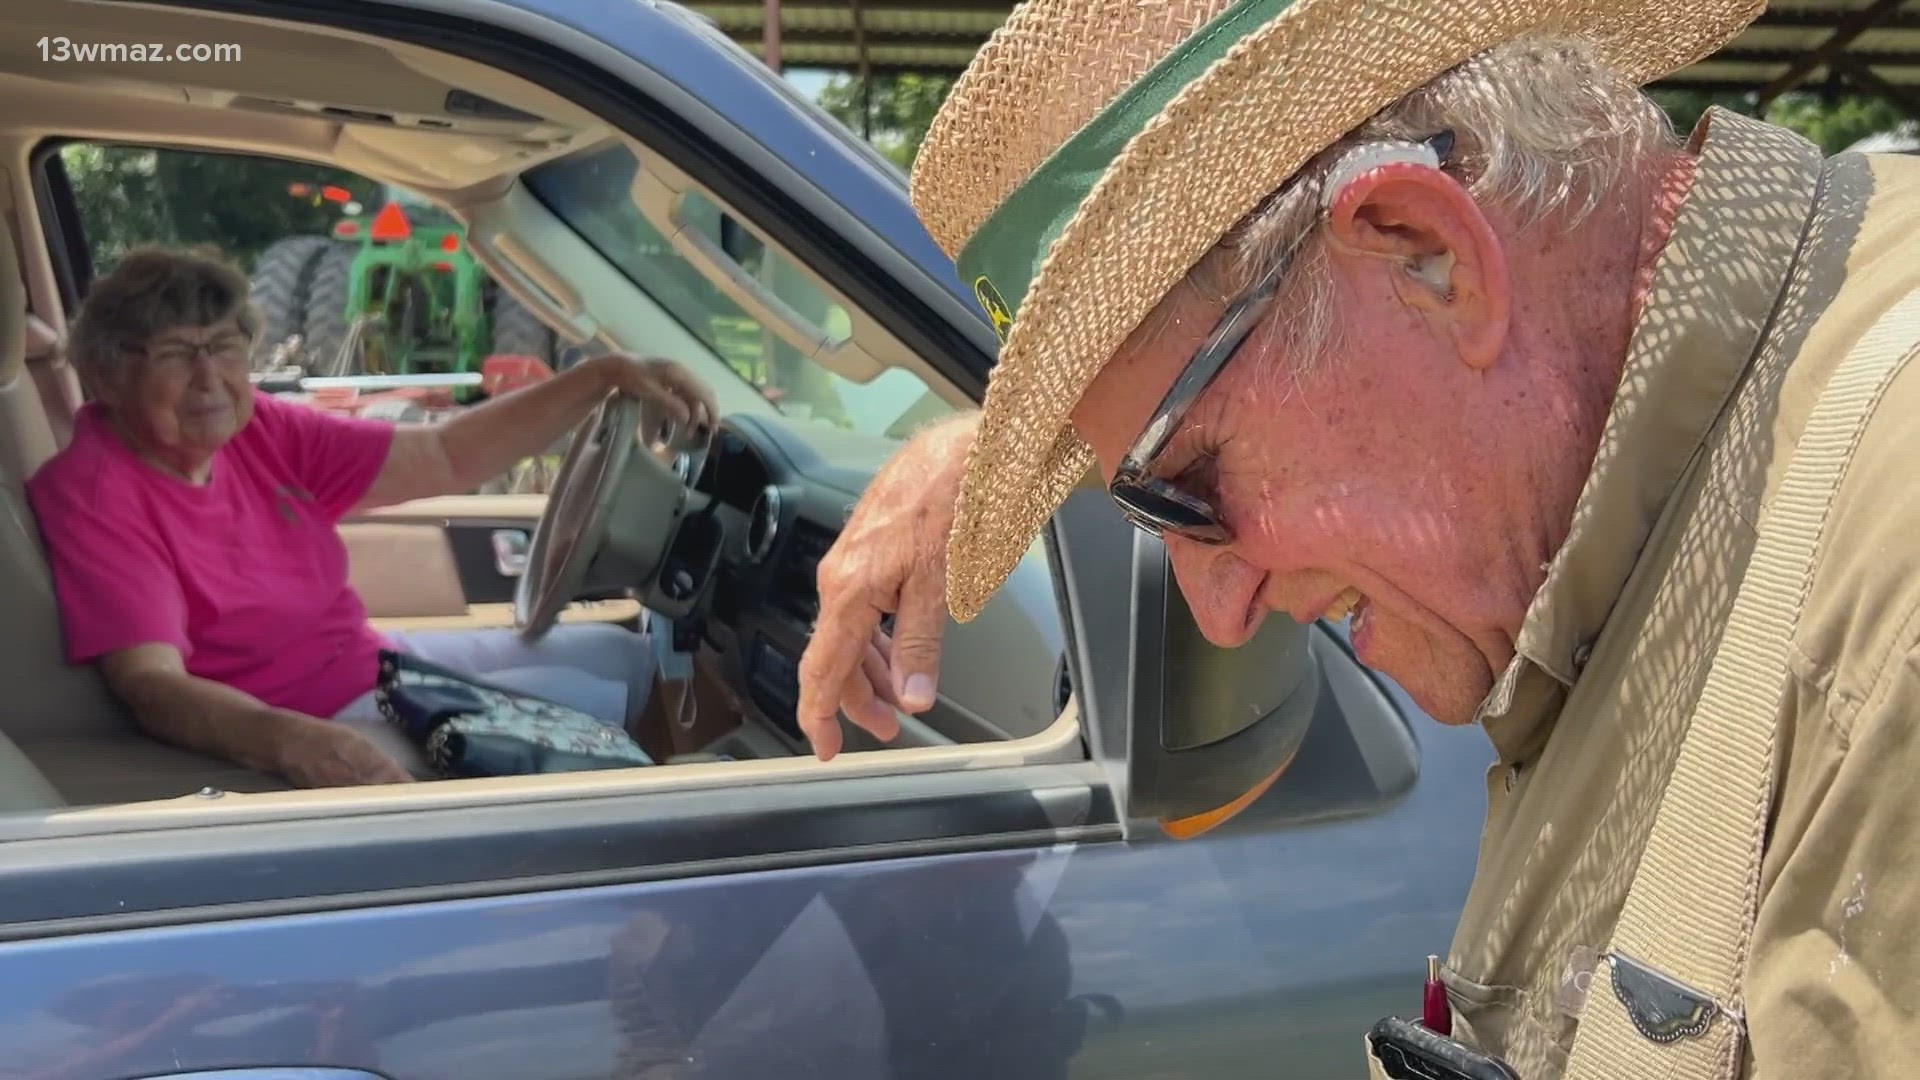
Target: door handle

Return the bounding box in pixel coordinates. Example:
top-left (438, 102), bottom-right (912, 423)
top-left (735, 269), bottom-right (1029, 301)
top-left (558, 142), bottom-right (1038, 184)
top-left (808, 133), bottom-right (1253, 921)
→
top-left (492, 527), bottom-right (530, 577)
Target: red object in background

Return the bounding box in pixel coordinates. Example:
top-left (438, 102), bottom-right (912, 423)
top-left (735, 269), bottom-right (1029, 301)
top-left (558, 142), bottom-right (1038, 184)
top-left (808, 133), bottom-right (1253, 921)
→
top-left (291, 386), bottom-right (459, 419)
top-left (374, 387), bottom-right (458, 410)
top-left (370, 202), bottom-right (411, 242)
top-left (440, 233), bottom-right (461, 252)
top-left (322, 185), bottom-right (353, 204)
top-left (1422, 955), bottom-right (1451, 1036)
top-left (481, 355), bottom-right (555, 398)
top-left (306, 387), bottom-right (360, 412)
top-left (334, 220), bottom-right (361, 239)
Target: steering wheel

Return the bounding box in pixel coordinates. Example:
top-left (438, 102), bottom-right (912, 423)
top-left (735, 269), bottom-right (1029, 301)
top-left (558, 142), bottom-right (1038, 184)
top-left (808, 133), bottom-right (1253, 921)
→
top-left (513, 393), bottom-right (709, 641)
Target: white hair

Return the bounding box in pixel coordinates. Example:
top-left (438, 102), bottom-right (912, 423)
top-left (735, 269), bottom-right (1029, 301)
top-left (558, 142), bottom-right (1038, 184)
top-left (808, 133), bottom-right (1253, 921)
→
top-left (1170, 32), bottom-right (1682, 382)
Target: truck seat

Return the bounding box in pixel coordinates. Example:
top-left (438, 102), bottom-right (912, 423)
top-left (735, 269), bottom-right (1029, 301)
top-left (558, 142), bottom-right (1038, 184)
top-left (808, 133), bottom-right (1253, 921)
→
top-left (0, 227), bottom-right (292, 807)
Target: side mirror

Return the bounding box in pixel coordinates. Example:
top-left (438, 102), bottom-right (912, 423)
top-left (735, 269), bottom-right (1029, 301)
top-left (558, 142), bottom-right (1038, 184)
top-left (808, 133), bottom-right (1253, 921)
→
top-left (1126, 532), bottom-right (1317, 837)
top-left (1045, 490), bottom-right (1419, 842)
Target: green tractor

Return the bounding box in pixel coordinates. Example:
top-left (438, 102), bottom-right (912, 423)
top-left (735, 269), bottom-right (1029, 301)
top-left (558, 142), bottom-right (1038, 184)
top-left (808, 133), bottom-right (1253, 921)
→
top-left (247, 182), bottom-right (564, 385)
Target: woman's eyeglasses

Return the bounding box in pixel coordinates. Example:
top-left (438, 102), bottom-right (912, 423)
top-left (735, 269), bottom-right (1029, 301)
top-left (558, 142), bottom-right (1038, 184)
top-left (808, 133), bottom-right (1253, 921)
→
top-left (132, 334), bottom-right (253, 371)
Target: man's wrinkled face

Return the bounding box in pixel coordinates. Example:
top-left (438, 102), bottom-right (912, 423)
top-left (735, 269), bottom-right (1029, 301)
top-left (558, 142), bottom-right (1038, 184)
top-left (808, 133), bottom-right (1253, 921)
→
top-left (1071, 161), bottom-right (1530, 725)
top-left (1074, 286), bottom-right (1505, 724)
top-left (103, 319), bottom-right (255, 461)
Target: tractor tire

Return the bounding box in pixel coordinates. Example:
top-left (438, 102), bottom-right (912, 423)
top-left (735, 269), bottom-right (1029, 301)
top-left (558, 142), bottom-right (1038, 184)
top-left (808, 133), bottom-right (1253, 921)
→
top-left (487, 287), bottom-right (560, 368)
top-left (299, 243), bottom-right (358, 375)
top-left (247, 236), bottom-right (332, 370)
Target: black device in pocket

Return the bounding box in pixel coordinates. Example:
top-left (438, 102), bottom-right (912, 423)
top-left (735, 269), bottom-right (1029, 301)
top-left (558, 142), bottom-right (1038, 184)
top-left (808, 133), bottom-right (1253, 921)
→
top-left (1366, 1017), bottom-right (1522, 1080)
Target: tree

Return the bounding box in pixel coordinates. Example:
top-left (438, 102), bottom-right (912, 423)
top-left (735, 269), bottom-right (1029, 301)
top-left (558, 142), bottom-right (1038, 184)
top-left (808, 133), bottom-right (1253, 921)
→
top-left (60, 143), bottom-right (372, 273)
top-left (1649, 88), bottom-right (1907, 155)
top-left (1648, 88), bottom-right (1757, 136)
top-left (1761, 92), bottom-right (1908, 154)
top-left (811, 72), bottom-right (1909, 175)
top-left (816, 72), bottom-right (956, 171)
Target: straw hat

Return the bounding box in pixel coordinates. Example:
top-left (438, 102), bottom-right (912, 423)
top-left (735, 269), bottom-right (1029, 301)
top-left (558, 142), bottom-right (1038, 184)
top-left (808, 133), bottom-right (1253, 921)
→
top-left (912, 0), bottom-right (1765, 621)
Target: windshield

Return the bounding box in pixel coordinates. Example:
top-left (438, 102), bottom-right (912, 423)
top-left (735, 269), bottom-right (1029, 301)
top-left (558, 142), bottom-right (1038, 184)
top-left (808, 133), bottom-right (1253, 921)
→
top-left (522, 143), bottom-right (952, 440)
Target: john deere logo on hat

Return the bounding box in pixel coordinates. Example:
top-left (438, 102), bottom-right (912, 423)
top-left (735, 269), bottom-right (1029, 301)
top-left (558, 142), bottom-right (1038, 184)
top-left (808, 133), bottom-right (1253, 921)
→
top-left (974, 276), bottom-right (1015, 342)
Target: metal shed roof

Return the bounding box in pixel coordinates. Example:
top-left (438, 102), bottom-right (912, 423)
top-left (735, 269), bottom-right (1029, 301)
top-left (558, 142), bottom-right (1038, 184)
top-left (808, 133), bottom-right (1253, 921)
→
top-left (686, 0), bottom-right (1920, 112)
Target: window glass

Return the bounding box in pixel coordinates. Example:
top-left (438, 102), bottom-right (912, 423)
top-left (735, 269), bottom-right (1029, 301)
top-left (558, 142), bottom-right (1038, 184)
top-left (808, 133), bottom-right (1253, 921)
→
top-left (522, 142), bottom-right (952, 440)
top-left (58, 143), bottom-right (571, 493)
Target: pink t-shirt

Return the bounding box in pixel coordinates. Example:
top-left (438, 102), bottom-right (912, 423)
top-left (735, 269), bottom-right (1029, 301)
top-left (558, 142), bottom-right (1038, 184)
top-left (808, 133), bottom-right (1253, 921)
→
top-left (27, 390), bottom-right (398, 718)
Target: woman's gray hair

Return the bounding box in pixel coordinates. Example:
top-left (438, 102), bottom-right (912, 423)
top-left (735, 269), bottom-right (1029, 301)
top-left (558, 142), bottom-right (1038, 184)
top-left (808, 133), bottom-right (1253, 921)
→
top-left (68, 245), bottom-right (256, 379)
top-left (1169, 31), bottom-right (1682, 382)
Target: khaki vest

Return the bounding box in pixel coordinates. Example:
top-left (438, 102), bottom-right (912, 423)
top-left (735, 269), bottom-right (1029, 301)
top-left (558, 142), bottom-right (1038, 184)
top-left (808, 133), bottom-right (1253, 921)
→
top-left (1435, 110), bottom-right (1920, 1079)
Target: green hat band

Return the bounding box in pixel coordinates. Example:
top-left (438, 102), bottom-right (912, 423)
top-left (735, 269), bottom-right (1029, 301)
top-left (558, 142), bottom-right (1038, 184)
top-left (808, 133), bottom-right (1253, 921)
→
top-left (955, 0), bottom-right (1296, 343)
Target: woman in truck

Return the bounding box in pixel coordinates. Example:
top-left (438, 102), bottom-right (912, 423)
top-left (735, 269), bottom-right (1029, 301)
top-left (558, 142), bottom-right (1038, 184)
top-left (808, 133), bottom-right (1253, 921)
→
top-left (25, 246), bottom-right (716, 787)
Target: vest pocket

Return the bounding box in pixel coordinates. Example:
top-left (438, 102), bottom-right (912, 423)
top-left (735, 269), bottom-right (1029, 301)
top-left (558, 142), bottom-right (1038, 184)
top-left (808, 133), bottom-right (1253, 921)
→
top-left (1440, 962), bottom-right (1580, 1078)
top-left (1439, 964), bottom-right (1520, 1049)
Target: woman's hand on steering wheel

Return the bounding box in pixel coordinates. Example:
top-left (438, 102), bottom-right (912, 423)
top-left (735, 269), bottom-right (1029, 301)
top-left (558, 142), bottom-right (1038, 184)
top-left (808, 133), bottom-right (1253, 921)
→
top-left (595, 354), bottom-right (719, 448)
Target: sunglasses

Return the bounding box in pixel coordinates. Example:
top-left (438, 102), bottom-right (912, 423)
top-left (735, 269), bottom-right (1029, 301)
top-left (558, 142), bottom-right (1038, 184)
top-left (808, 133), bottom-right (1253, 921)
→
top-left (1107, 254), bottom-right (1287, 545)
top-left (1108, 130), bottom-right (1456, 546)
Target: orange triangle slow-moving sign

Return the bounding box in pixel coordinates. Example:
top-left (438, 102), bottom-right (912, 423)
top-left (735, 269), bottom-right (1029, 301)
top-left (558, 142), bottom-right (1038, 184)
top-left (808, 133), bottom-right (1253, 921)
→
top-left (370, 202), bottom-right (411, 241)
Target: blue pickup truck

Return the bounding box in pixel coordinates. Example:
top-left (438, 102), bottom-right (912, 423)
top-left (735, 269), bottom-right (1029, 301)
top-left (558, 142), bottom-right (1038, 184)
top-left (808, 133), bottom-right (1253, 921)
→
top-left (0, 0), bottom-right (1493, 1076)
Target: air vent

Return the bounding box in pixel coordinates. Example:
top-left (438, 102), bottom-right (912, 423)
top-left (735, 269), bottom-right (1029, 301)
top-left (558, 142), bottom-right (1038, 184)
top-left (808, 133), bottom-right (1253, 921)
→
top-left (445, 89), bottom-right (542, 123)
top-left (321, 105), bottom-right (395, 124)
top-left (230, 97), bottom-right (462, 131)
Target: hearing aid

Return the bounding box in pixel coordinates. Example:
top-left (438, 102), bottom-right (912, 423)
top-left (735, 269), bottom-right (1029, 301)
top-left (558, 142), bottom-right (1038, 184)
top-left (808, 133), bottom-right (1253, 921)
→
top-left (1406, 249), bottom-right (1457, 297)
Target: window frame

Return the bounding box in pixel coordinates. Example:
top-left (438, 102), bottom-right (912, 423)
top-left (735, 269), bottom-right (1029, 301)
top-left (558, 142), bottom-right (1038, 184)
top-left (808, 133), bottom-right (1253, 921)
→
top-left (0, 761), bottom-right (1117, 937)
top-left (0, 0), bottom-right (1108, 939)
top-left (12, 127), bottom-right (1099, 932)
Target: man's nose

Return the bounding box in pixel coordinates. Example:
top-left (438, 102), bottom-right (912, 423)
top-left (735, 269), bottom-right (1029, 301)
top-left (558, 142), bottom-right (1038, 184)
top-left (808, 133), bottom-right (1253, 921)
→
top-left (1165, 537), bottom-right (1264, 647)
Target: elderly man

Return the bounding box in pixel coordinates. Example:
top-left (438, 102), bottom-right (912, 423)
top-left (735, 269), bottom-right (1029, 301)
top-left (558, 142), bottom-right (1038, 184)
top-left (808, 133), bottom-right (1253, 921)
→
top-left (794, 0), bottom-right (1920, 1077)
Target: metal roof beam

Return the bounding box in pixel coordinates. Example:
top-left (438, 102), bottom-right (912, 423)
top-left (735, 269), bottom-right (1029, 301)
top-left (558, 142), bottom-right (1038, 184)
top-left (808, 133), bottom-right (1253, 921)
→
top-left (1645, 78), bottom-right (1767, 93)
top-left (1756, 7), bottom-right (1920, 31)
top-left (1716, 46), bottom-right (1920, 69)
top-left (764, 0), bottom-right (782, 72)
top-left (698, 0), bottom-right (1013, 11)
top-left (1756, 0), bottom-right (1913, 107)
top-left (1833, 55), bottom-right (1920, 117)
top-left (850, 0), bottom-right (872, 138)
top-left (716, 27), bottom-right (1002, 48)
top-left (699, 2), bottom-right (1920, 35)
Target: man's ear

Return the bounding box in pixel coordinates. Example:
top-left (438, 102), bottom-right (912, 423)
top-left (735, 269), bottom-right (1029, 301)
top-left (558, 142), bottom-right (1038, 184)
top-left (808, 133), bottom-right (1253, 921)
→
top-left (1324, 164), bottom-right (1510, 370)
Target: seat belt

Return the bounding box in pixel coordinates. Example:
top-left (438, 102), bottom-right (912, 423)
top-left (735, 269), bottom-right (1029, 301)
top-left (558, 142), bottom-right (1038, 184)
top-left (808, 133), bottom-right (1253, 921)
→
top-left (1561, 285), bottom-right (1920, 1080)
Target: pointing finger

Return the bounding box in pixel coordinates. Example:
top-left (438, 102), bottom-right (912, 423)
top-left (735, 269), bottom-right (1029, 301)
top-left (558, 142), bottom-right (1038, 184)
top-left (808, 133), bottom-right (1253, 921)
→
top-left (887, 564), bottom-right (947, 712)
top-left (797, 594), bottom-right (880, 761)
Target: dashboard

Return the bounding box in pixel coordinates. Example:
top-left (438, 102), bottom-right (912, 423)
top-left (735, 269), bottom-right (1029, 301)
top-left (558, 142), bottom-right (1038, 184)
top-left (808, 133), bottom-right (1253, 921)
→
top-left (669, 415), bottom-right (1065, 756)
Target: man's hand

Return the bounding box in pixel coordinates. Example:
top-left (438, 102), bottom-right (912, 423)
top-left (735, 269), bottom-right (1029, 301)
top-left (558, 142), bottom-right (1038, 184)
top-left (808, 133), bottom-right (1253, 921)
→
top-left (275, 716), bottom-right (416, 787)
top-left (796, 413), bottom-right (979, 761)
top-left (599, 355), bottom-right (719, 445)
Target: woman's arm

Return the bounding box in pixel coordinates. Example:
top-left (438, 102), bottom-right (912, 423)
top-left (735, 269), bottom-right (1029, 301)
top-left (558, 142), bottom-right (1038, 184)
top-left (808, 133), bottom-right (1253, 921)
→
top-left (356, 354), bottom-right (717, 509)
top-left (99, 643), bottom-right (413, 787)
